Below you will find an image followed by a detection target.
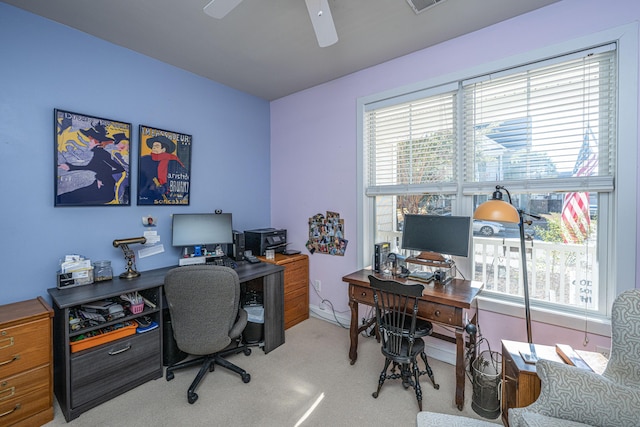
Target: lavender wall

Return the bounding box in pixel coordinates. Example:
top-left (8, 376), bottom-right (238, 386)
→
top-left (0, 4), bottom-right (271, 305)
top-left (271, 0), bottom-right (640, 352)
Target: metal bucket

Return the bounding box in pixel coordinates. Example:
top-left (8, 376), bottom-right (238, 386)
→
top-left (471, 350), bottom-right (502, 419)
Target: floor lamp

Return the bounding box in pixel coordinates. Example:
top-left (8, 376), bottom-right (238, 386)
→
top-left (474, 185), bottom-right (539, 363)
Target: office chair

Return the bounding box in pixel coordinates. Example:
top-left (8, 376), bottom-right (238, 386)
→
top-left (164, 265), bottom-right (251, 404)
top-left (368, 275), bottom-right (439, 411)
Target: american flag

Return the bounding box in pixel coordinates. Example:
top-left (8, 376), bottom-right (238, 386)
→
top-left (561, 129), bottom-right (598, 243)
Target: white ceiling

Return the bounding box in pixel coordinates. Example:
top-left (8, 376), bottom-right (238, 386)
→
top-left (3, 0), bottom-right (560, 100)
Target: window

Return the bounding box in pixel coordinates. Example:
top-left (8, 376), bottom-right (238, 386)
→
top-left (357, 25), bottom-right (638, 327)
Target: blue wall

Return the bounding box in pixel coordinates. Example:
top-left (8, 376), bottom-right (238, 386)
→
top-left (0, 4), bottom-right (271, 305)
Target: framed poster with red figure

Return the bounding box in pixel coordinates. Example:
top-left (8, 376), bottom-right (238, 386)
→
top-left (55, 109), bottom-right (132, 206)
top-left (137, 125), bottom-right (191, 205)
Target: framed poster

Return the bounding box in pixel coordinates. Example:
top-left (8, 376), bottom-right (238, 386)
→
top-left (137, 125), bottom-right (191, 205)
top-left (55, 109), bottom-right (131, 206)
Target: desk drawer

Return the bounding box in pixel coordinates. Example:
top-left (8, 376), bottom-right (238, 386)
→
top-left (350, 285), bottom-right (460, 325)
top-left (417, 300), bottom-right (459, 325)
top-left (0, 381), bottom-right (50, 426)
top-left (0, 364), bottom-right (50, 403)
top-left (70, 330), bottom-right (160, 407)
top-left (284, 286), bottom-right (309, 329)
top-left (350, 285), bottom-right (374, 305)
top-left (284, 261), bottom-right (308, 293)
top-left (0, 318), bottom-right (50, 378)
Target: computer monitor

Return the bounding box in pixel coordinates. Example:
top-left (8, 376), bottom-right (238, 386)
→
top-left (171, 213), bottom-right (233, 251)
top-left (401, 214), bottom-right (471, 258)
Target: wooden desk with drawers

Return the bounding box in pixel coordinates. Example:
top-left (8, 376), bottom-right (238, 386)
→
top-left (342, 268), bottom-right (483, 410)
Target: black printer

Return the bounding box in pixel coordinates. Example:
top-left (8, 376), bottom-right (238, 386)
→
top-left (244, 228), bottom-right (287, 256)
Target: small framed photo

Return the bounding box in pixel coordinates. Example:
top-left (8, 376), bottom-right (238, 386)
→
top-left (55, 109), bottom-right (132, 206)
top-left (137, 125), bottom-right (191, 205)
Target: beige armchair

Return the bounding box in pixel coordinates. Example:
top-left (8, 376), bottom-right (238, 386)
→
top-left (508, 289), bottom-right (640, 427)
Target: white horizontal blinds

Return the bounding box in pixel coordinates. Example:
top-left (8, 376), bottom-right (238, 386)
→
top-left (462, 44), bottom-right (617, 194)
top-left (364, 90), bottom-right (458, 196)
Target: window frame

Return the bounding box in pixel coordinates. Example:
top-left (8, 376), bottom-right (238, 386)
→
top-left (356, 23), bottom-right (638, 334)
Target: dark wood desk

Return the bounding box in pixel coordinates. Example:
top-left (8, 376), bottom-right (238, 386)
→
top-left (342, 268), bottom-right (483, 410)
top-left (48, 261), bottom-right (285, 421)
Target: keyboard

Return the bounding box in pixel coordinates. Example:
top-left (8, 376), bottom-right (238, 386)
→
top-left (179, 255), bottom-right (238, 269)
top-left (205, 255), bottom-right (238, 269)
top-left (408, 271), bottom-right (434, 283)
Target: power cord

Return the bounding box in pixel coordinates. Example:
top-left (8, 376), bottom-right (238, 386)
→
top-left (310, 280), bottom-right (349, 329)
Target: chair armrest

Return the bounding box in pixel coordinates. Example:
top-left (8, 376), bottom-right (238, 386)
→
top-left (509, 359), bottom-right (640, 427)
top-left (229, 308), bottom-right (248, 339)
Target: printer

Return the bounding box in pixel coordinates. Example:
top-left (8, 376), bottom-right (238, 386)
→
top-left (244, 228), bottom-right (287, 256)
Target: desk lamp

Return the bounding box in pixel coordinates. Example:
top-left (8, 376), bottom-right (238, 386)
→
top-left (474, 185), bottom-right (540, 364)
top-left (113, 237), bottom-right (147, 279)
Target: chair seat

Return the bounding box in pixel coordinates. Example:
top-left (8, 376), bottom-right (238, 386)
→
top-left (382, 314), bottom-right (433, 337)
top-left (381, 336), bottom-right (424, 363)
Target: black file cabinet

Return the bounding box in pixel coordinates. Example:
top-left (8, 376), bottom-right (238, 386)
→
top-left (48, 272), bottom-right (164, 421)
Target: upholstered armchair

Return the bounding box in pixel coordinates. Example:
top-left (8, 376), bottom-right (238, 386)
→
top-left (508, 289), bottom-right (640, 427)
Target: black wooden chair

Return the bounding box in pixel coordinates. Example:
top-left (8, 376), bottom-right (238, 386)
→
top-left (368, 275), bottom-right (439, 411)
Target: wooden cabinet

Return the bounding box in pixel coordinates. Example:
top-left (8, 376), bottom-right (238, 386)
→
top-left (48, 274), bottom-right (164, 421)
top-left (0, 297), bottom-right (54, 427)
top-left (259, 254), bottom-right (309, 329)
top-left (501, 340), bottom-right (543, 426)
top-left (501, 339), bottom-right (608, 426)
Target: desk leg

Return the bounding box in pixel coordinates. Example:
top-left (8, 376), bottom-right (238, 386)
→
top-left (349, 299), bottom-right (359, 365)
top-left (455, 327), bottom-right (465, 411)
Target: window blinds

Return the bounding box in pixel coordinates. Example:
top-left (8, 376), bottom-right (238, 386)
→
top-left (462, 44), bottom-right (617, 195)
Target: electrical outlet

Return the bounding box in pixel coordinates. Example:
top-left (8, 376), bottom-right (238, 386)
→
top-left (313, 280), bottom-right (321, 292)
top-left (596, 345), bottom-right (610, 359)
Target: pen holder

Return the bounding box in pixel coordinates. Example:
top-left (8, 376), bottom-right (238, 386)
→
top-left (130, 302), bottom-right (144, 314)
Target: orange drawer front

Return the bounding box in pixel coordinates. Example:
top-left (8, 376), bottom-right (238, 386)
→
top-left (0, 318), bottom-right (50, 378)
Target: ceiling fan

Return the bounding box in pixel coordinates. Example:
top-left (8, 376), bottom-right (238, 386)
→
top-left (203, 0), bottom-right (338, 47)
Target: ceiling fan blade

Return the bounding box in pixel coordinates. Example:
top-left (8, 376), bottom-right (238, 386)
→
top-left (305, 0), bottom-right (338, 47)
top-left (203, 0), bottom-right (244, 19)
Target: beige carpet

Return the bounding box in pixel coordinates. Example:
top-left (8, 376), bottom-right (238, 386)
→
top-left (44, 317), bottom-right (502, 426)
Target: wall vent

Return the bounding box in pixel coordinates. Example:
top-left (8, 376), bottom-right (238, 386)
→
top-left (406, 0), bottom-right (447, 14)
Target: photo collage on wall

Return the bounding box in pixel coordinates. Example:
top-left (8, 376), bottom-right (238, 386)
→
top-left (306, 211), bottom-right (347, 256)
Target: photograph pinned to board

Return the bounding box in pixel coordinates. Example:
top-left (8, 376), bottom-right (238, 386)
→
top-left (306, 211), bottom-right (347, 256)
top-left (137, 125), bottom-right (191, 205)
top-left (55, 109), bottom-right (131, 206)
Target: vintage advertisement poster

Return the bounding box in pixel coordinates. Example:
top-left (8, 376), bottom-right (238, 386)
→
top-left (55, 109), bottom-right (131, 206)
top-left (137, 125), bottom-right (191, 205)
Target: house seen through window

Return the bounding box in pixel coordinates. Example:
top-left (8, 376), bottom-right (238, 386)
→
top-left (362, 43), bottom-right (620, 318)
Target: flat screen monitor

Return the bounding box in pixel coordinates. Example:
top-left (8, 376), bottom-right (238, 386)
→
top-left (172, 213), bottom-right (233, 248)
top-left (401, 214), bottom-right (471, 257)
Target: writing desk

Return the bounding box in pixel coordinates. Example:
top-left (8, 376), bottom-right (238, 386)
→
top-left (342, 268), bottom-right (483, 410)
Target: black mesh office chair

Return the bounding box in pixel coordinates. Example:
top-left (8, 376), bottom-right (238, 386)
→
top-left (164, 265), bottom-right (251, 404)
top-left (368, 275), bottom-right (439, 411)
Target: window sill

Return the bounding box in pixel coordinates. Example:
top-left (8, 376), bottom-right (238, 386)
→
top-left (476, 294), bottom-right (611, 338)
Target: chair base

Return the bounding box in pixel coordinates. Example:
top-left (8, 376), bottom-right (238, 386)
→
top-left (372, 349), bottom-right (439, 411)
top-left (166, 342), bottom-right (252, 404)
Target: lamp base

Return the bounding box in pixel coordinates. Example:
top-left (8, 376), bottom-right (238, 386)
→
top-left (519, 343), bottom-right (538, 364)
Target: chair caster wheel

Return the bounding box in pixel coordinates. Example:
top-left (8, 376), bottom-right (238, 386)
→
top-left (372, 391), bottom-right (379, 398)
top-left (188, 392), bottom-right (198, 404)
top-left (244, 348), bottom-right (252, 356)
top-left (166, 371), bottom-right (174, 381)
top-left (242, 373), bottom-right (251, 383)
top-left (433, 383), bottom-right (440, 390)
